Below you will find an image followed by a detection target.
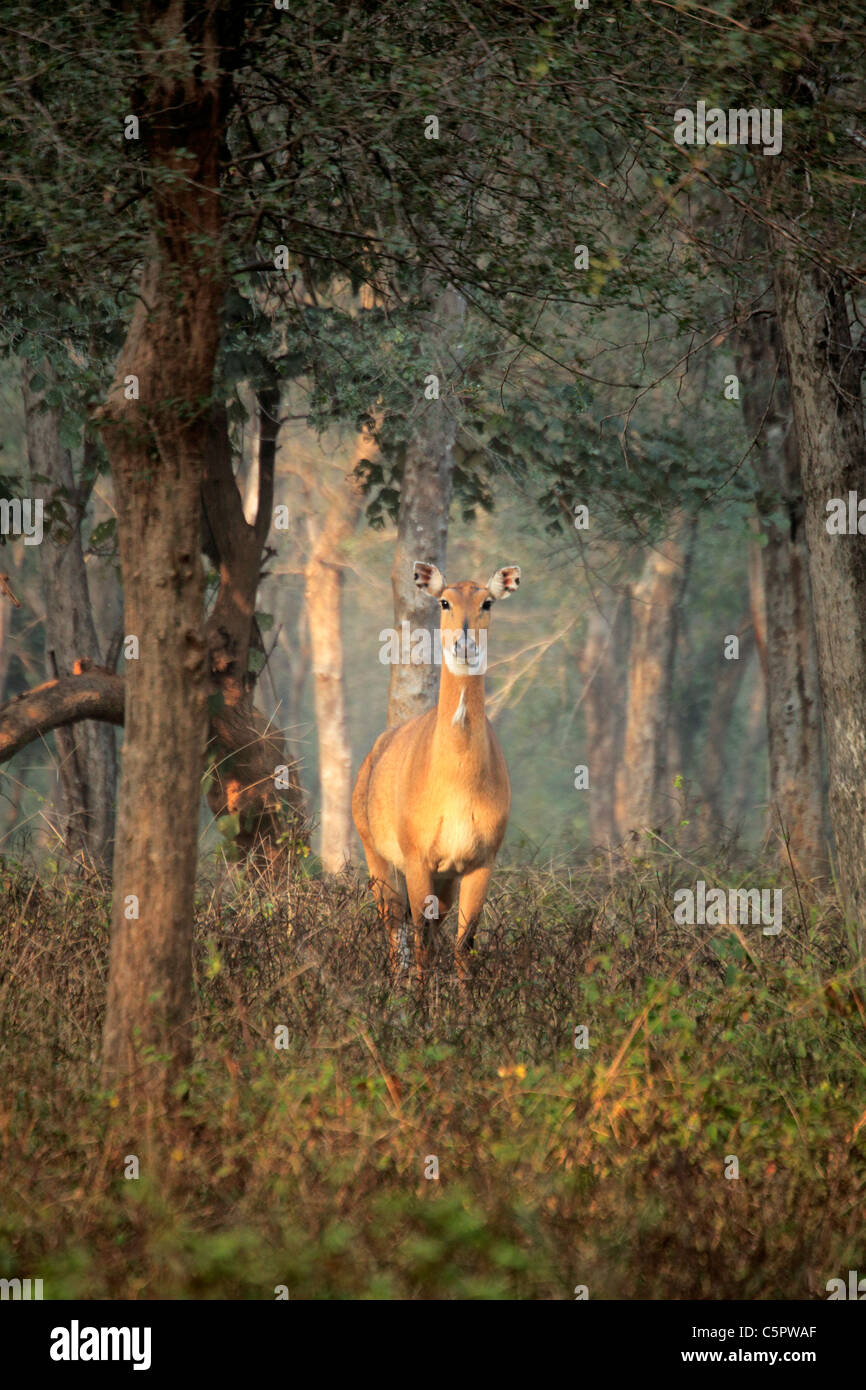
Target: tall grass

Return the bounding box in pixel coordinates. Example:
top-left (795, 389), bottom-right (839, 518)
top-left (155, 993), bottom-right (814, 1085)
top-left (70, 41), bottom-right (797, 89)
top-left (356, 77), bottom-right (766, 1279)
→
top-left (1, 851), bottom-right (864, 1299)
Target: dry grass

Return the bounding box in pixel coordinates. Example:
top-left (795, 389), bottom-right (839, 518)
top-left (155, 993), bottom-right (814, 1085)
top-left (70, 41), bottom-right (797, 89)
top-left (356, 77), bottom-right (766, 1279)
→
top-left (1, 849), bottom-right (864, 1299)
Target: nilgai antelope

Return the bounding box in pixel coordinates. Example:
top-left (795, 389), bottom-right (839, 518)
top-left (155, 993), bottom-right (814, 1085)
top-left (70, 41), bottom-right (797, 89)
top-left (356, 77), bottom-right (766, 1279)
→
top-left (353, 560), bottom-right (520, 980)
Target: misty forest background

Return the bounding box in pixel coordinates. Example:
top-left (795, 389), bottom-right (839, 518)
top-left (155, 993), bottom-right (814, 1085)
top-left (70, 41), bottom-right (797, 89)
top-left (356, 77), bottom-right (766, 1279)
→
top-left (1, 0), bottom-right (866, 1300)
top-left (0, 367), bottom-right (767, 868)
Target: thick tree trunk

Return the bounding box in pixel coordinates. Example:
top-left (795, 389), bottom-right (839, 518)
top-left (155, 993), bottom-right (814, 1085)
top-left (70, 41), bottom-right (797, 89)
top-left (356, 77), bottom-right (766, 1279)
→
top-left (735, 309), bottom-right (828, 882)
top-left (387, 283), bottom-right (465, 728)
top-left (578, 591), bottom-right (629, 846)
top-left (100, 281), bottom-right (211, 1090)
top-left (96, 4), bottom-right (238, 1092)
top-left (767, 226), bottom-right (865, 944)
top-left (22, 368), bottom-right (117, 866)
top-left (305, 428), bottom-right (376, 872)
top-left (615, 516), bottom-right (696, 836)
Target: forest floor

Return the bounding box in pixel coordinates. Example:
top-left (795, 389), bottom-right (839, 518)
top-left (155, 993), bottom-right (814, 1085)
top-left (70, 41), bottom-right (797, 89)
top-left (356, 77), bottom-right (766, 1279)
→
top-left (1, 850), bottom-right (864, 1299)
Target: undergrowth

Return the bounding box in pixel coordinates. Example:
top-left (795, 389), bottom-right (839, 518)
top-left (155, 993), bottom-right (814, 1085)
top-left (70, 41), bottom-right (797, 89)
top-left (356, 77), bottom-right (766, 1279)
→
top-left (1, 851), bottom-right (864, 1299)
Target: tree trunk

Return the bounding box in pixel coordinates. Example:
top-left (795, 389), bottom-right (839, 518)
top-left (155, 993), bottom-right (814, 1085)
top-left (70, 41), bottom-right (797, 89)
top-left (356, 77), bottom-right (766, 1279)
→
top-left (766, 223), bottom-right (865, 946)
top-left (0, 561), bottom-right (20, 702)
top-left (202, 390), bottom-right (305, 865)
top-left (96, 4), bottom-right (238, 1093)
top-left (22, 368), bottom-right (117, 867)
top-left (277, 605), bottom-right (310, 820)
top-left (86, 474), bottom-right (125, 669)
top-left (734, 307), bottom-right (828, 882)
top-left (0, 598), bottom-right (10, 705)
top-left (305, 427), bottom-right (376, 872)
top-left (387, 283), bottom-right (465, 728)
top-left (201, 390), bottom-right (299, 863)
top-left (578, 590), bottom-right (629, 846)
top-left (615, 516), bottom-right (696, 836)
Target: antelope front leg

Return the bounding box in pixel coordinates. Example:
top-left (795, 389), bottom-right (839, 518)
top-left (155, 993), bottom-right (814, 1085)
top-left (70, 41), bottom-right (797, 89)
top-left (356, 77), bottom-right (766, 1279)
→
top-left (456, 864), bottom-right (494, 983)
top-left (363, 849), bottom-right (407, 973)
top-left (404, 863), bottom-right (438, 984)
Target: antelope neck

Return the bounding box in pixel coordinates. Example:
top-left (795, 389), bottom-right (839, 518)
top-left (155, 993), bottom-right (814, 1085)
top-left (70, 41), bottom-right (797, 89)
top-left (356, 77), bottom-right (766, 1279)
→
top-left (436, 665), bottom-right (486, 737)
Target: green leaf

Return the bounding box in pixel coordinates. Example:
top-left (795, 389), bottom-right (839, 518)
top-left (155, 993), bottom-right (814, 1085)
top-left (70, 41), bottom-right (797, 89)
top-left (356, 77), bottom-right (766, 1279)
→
top-left (216, 812), bottom-right (240, 841)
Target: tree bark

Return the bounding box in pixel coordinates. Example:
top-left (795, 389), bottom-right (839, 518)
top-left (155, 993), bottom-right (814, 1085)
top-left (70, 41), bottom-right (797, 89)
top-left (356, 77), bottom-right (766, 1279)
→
top-left (22, 368), bottom-right (117, 867)
top-left (305, 427), bottom-right (376, 872)
top-left (96, 2), bottom-right (239, 1093)
top-left (766, 219), bottom-right (865, 946)
top-left (277, 605), bottom-right (310, 820)
top-left (86, 474), bottom-right (124, 670)
top-left (734, 307), bottom-right (828, 882)
top-left (387, 283), bottom-right (465, 728)
top-left (615, 516), bottom-right (696, 836)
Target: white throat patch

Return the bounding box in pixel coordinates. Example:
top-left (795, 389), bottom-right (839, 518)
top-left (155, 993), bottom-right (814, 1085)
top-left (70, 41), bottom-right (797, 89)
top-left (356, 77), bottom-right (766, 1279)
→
top-left (451, 688), bottom-right (468, 729)
top-left (443, 645), bottom-right (485, 677)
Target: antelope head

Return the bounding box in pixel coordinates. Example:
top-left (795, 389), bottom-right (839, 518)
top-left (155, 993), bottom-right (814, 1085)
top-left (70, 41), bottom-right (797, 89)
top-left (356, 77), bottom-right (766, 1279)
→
top-left (413, 561), bottom-right (521, 676)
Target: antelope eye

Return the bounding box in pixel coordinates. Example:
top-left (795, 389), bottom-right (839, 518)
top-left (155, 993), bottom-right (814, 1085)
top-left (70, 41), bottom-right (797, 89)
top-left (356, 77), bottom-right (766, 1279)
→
top-left (481, 599), bottom-right (493, 611)
top-left (440, 599), bottom-right (450, 610)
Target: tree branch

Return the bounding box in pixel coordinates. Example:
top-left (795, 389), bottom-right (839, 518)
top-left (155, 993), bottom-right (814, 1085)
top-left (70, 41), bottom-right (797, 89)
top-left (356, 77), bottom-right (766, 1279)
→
top-left (254, 380), bottom-right (279, 548)
top-left (0, 672), bottom-right (124, 764)
top-left (203, 399), bottom-right (248, 567)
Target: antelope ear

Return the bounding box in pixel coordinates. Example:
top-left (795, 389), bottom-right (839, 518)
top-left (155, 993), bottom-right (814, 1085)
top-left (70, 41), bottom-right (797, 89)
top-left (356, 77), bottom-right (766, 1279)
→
top-left (486, 564), bottom-right (521, 600)
top-left (413, 560), bottom-right (446, 597)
